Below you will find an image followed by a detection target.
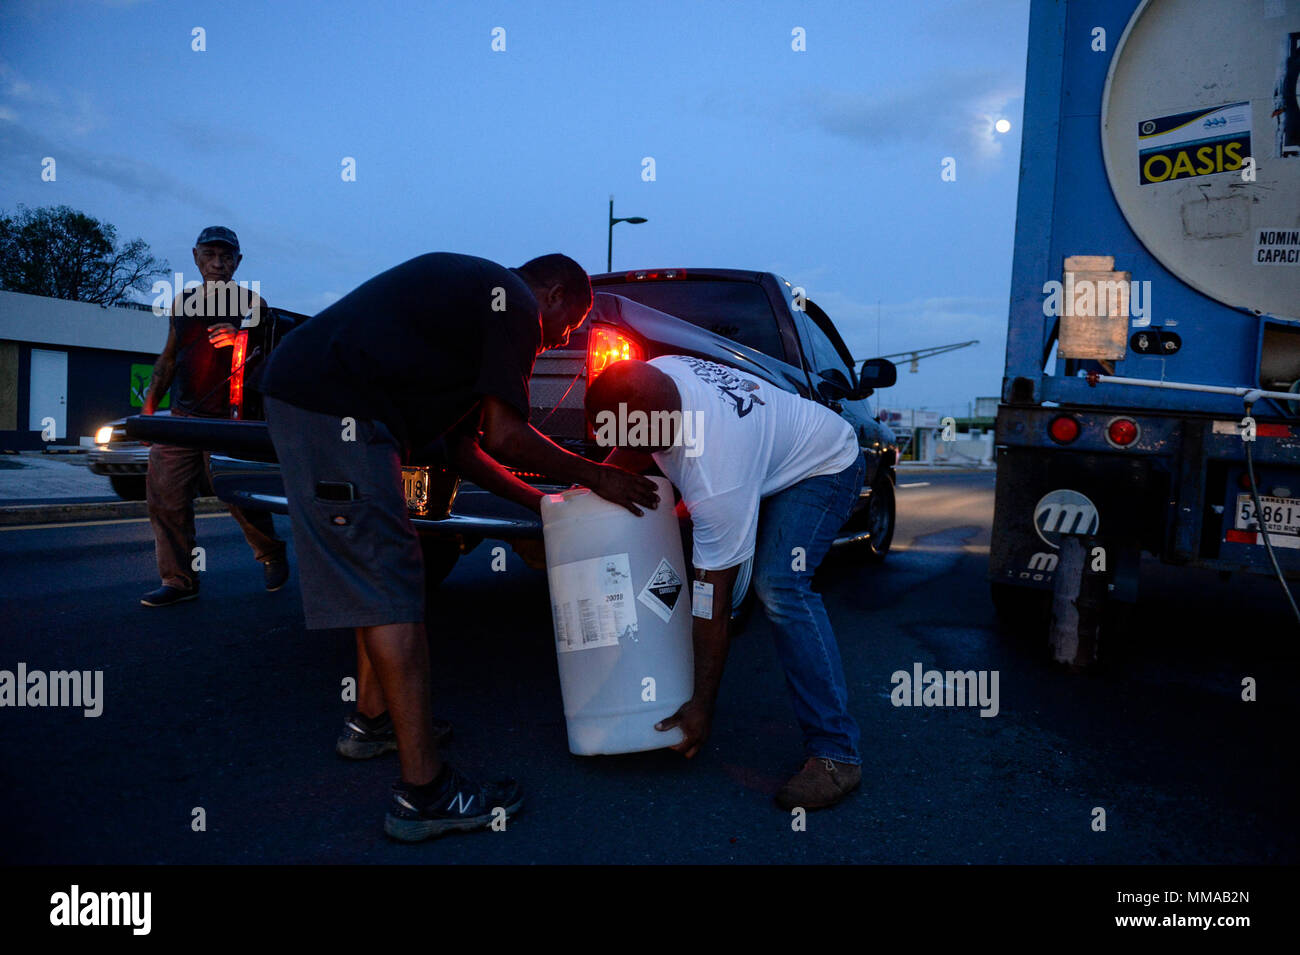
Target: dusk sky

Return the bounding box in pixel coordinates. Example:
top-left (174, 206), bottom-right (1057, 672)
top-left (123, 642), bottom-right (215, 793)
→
top-left (0, 0), bottom-right (1030, 418)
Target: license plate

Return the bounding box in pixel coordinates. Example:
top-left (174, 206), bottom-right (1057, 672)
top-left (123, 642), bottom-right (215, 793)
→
top-left (402, 466), bottom-right (430, 515)
top-left (1234, 494), bottom-right (1300, 539)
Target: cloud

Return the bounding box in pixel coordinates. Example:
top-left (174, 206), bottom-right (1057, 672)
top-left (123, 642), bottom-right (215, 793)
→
top-left (166, 118), bottom-right (267, 155)
top-left (797, 70), bottom-right (1023, 161)
top-left (0, 118), bottom-right (237, 218)
top-left (0, 60), bottom-right (107, 139)
top-left (299, 290), bottom-right (343, 312)
top-left (819, 290), bottom-right (1010, 415)
top-left (811, 289), bottom-right (1007, 360)
top-left (918, 0), bottom-right (1031, 36)
top-left (766, 261), bottom-right (834, 286)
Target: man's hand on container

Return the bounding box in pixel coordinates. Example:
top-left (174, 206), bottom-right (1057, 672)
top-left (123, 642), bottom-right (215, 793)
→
top-left (655, 698), bottom-right (712, 759)
top-left (592, 464), bottom-right (659, 516)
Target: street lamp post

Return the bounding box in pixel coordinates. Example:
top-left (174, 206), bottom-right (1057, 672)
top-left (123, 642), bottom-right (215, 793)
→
top-left (607, 195), bottom-right (647, 272)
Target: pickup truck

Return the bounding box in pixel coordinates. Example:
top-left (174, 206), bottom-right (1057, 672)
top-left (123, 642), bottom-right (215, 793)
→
top-left (125, 268), bottom-right (900, 603)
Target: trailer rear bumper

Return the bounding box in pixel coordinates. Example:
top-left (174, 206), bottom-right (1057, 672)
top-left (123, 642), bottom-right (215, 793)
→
top-left (990, 405), bottom-right (1300, 591)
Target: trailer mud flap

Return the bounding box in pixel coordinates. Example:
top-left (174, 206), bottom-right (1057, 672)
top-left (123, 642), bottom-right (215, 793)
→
top-left (990, 445), bottom-right (1152, 600)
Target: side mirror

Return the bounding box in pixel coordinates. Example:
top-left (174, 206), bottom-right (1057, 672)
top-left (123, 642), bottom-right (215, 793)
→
top-left (857, 358), bottom-right (897, 397)
top-left (817, 368), bottom-right (853, 402)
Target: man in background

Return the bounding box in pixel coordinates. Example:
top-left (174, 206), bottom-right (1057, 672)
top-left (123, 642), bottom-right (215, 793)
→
top-left (141, 226), bottom-right (288, 607)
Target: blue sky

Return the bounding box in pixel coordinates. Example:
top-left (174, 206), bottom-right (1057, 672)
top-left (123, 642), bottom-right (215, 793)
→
top-left (0, 0), bottom-right (1030, 418)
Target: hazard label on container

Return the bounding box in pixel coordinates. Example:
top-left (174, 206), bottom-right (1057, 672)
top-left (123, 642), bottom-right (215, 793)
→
top-left (549, 553), bottom-right (638, 653)
top-left (637, 558), bottom-right (683, 623)
top-left (1255, 228), bottom-right (1300, 265)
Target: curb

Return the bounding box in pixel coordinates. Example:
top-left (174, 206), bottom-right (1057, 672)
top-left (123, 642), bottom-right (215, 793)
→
top-left (0, 497), bottom-right (228, 527)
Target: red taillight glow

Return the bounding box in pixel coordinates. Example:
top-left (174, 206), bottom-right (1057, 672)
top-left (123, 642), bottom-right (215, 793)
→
top-left (1107, 418), bottom-right (1139, 446)
top-left (229, 329), bottom-right (248, 419)
top-left (1048, 415), bottom-right (1080, 444)
top-left (587, 324), bottom-right (643, 382)
top-left (623, 269), bottom-right (687, 281)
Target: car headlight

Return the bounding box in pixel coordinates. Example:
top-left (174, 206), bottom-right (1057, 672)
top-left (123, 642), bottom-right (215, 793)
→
top-left (95, 426), bottom-right (114, 445)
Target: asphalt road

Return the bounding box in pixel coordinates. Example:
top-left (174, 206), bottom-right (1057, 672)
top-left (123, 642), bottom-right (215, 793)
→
top-left (1, 471), bottom-right (1294, 864)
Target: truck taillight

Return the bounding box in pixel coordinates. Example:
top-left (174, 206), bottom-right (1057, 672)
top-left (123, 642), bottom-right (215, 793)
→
top-left (624, 269), bottom-right (687, 281)
top-left (1106, 417), bottom-right (1139, 447)
top-left (1048, 415), bottom-right (1080, 444)
top-left (587, 324), bottom-right (643, 382)
top-left (229, 329), bottom-right (248, 420)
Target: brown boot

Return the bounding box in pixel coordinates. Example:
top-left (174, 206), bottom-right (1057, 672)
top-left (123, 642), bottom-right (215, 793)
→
top-left (775, 757), bottom-right (861, 810)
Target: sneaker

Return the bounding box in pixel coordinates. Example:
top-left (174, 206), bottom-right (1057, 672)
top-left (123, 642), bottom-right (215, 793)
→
top-left (141, 584), bottom-right (199, 607)
top-left (263, 559), bottom-right (289, 592)
top-left (335, 711), bottom-right (453, 759)
top-left (384, 764), bottom-right (524, 842)
top-left (774, 757), bottom-right (862, 811)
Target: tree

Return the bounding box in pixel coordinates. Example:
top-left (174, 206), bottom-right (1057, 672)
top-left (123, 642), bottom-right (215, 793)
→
top-left (0, 205), bottom-right (169, 306)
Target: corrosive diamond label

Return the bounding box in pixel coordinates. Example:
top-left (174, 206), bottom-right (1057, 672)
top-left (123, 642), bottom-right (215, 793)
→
top-left (637, 558), bottom-right (683, 624)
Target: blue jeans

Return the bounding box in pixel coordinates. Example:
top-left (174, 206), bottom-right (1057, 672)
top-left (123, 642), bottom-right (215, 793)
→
top-left (751, 451), bottom-right (866, 765)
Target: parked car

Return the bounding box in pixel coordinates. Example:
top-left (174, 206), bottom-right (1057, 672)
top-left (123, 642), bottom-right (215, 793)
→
top-left (125, 269), bottom-right (900, 611)
top-left (89, 414), bottom-right (158, 500)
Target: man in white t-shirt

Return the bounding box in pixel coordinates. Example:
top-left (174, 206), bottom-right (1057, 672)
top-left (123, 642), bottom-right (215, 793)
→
top-left (586, 355), bottom-right (867, 810)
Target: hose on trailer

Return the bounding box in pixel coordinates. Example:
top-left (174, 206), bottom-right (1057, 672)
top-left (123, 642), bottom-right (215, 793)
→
top-left (1242, 398), bottom-right (1300, 629)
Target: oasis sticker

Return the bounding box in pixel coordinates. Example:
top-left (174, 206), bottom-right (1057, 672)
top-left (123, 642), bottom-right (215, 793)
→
top-left (1137, 102), bottom-right (1250, 185)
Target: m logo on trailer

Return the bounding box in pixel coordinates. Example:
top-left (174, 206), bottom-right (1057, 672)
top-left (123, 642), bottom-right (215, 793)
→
top-left (1028, 551), bottom-right (1060, 572)
top-left (1033, 490), bottom-right (1100, 548)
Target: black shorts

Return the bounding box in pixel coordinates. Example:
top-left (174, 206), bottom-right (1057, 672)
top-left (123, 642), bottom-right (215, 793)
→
top-left (265, 396), bottom-right (424, 630)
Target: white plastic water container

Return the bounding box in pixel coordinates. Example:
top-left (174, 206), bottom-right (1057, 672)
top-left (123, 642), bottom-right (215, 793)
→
top-left (540, 476), bottom-right (694, 755)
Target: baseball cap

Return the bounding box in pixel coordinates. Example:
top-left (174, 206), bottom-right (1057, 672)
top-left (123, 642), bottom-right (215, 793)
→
top-left (195, 226), bottom-right (240, 252)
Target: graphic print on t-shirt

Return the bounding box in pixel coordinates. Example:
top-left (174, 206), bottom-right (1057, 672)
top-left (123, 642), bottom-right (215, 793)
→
top-left (677, 356), bottom-right (767, 418)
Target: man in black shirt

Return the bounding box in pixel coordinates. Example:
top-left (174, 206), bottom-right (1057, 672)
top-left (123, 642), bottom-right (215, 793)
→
top-left (260, 252), bottom-right (658, 841)
top-left (140, 226), bottom-right (288, 607)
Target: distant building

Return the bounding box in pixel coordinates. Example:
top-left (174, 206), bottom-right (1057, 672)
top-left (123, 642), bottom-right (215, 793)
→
top-left (0, 290), bottom-right (166, 449)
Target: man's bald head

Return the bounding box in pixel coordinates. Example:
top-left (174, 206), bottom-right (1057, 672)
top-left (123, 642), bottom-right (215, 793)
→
top-left (586, 360), bottom-right (682, 452)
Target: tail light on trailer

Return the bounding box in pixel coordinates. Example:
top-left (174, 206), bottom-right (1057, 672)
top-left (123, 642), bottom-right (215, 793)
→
top-left (229, 328), bottom-right (248, 420)
top-left (587, 324), bottom-right (643, 383)
top-left (1048, 414), bottom-right (1080, 444)
top-left (1105, 417), bottom-right (1140, 447)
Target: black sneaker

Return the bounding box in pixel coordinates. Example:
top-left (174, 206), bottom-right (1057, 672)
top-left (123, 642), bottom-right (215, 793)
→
top-left (141, 584), bottom-right (198, 607)
top-left (263, 559), bottom-right (289, 592)
top-left (385, 765), bottom-right (524, 842)
top-left (336, 711), bottom-right (453, 759)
